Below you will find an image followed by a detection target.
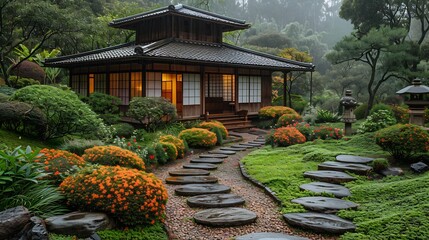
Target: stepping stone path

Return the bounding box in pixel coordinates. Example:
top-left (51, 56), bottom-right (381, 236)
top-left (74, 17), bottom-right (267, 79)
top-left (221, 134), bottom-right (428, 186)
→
top-left (239, 143), bottom-right (261, 147)
top-left (303, 170), bottom-right (356, 184)
top-left (318, 161), bottom-right (373, 175)
top-left (285, 154), bottom-right (374, 234)
top-left (175, 184), bottom-right (231, 196)
top-left (230, 144), bottom-right (253, 149)
top-left (187, 193), bottom-right (245, 208)
top-left (235, 232), bottom-right (309, 240)
top-left (291, 197), bottom-right (358, 213)
top-left (336, 155), bottom-right (374, 164)
top-left (300, 182), bottom-right (351, 198)
top-left (283, 212), bottom-right (356, 234)
top-left (220, 147), bottom-right (246, 151)
top-left (190, 158), bottom-right (224, 164)
top-left (199, 154), bottom-right (229, 159)
top-left (208, 149), bottom-right (237, 155)
top-left (165, 176), bottom-right (218, 185)
top-left (194, 208), bottom-right (257, 227)
top-left (183, 163), bottom-right (218, 170)
top-left (169, 169), bottom-right (210, 176)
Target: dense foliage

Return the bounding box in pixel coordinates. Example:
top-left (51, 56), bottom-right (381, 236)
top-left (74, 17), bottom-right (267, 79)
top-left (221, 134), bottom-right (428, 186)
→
top-left (11, 85), bottom-right (103, 139)
top-left (358, 110), bottom-right (396, 133)
top-left (128, 97), bottom-right (177, 131)
top-left (159, 135), bottom-right (185, 158)
top-left (198, 120), bottom-right (228, 139)
top-left (178, 128), bottom-right (217, 148)
top-left (60, 165), bottom-right (167, 226)
top-left (313, 126), bottom-right (344, 140)
top-left (83, 145), bottom-right (145, 171)
top-left (276, 113), bottom-right (302, 127)
top-left (259, 106), bottom-right (298, 119)
top-left (82, 92), bottom-right (122, 125)
top-left (267, 127), bottom-right (306, 147)
top-left (375, 124), bottom-right (429, 161)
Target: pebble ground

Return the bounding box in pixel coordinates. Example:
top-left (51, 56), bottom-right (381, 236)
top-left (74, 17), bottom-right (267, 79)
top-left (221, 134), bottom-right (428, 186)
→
top-left (153, 131), bottom-right (337, 240)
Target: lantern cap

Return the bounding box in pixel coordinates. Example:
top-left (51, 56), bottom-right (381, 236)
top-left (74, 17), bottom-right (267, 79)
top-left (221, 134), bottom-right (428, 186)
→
top-left (396, 78), bottom-right (429, 94)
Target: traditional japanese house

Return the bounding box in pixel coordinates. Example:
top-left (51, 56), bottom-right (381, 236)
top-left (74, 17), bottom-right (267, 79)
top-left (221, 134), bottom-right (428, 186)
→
top-left (45, 4), bottom-right (314, 122)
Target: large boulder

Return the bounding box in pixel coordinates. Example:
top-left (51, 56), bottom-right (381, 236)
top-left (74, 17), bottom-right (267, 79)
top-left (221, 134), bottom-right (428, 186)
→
top-left (0, 206), bottom-right (32, 239)
top-left (45, 212), bottom-right (111, 238)
top-left (11, 60), bottom-right (45, 83)
top-left (18, 216), bottom-right (49, 240)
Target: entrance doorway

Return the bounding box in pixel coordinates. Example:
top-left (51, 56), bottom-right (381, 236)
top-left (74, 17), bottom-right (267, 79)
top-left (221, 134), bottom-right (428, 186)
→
top-left (162, 73), bottom-right (183, 115)
top-left (205, 74), bottom-right (235, 114)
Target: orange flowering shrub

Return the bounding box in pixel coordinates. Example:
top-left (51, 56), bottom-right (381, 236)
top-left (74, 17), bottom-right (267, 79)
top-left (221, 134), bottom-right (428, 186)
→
top-left (198, 120), bottom-right (228, 139)
top-left (276, 113), bottom-right (302, 127)
top-left (259, 106), bottom-right (298, 119)
top-left (82, 145), bottom-right (145, 171)
top-left (34, 148), bottom-right (86, 183)
top-left (178, 128), bottom-right (217, 148)
top-left (267, 127), bottom-right (306, 147)
top-left (159, 135), bottom-right (185, 158)
top-left (391, 105), bottom-right (409, 124)
top-left (60, 165), bottom-right (167, 226)
top-left (313, 126), bottom-right (343, 140)
top-left (375, 124), bottom-right (429, 161)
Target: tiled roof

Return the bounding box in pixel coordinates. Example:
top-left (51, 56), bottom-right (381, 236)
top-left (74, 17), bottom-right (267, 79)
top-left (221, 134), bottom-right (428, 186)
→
top-left (109, 4), bottom-right (248, 29)
top-left (45, 39), bottom-right (314, 71)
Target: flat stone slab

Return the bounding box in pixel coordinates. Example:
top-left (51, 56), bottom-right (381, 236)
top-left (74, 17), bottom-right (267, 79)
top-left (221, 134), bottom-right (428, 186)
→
top-left (199, 154), bottom-right (229, 159)
top-left (336, 155), bottom-right (374, 164)
top-left (220, 147), bottom-right (246, 151)
top-left (247, 141), bottom-right (264, 145)
top-left (304, 171), bottom-right (356, 184)
top-left (187, 194), bottom-right (245, 208)
top-left (190, 158), bottom-right (224, 164)
top-left (381, 167), bottom-right (404, 177)
top-left (230, 144), bottom-right (252, 149)
top-left (291, 197), bottom-right (358, 213)
top-left (208, 150), bottom-right (236, 155)
top-left (252, 139), bottom-right (266, 143)
top-left (175, 184), bottom-right (231, 196)
top-left (318, 161), bottom-right (372, 175)
top-left (300, 182), bottom-right (351, 198)
top-left (169, 169), bottom-right (210, 176)
top-left (283, 212), bottom-right (356, 234)
top-left (183, 163), bottom-right (218, 170)
top-left (194, 208), bottom-right (257, 227)
top-left (240, 143), bottom-right (261, 147)
top-left (165, 176), bottom-right (218, 185)
top-left (236, 232), bottom-right (309, 240)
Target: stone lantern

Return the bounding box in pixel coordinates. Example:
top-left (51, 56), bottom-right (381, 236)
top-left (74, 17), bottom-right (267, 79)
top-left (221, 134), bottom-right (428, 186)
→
top-left (340, 90), bottom-right (358, 136)
top-left (396, 78), bottom-right (429, 126)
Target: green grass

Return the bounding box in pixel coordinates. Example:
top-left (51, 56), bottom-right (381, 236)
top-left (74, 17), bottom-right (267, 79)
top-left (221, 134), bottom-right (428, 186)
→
top-left (0, 129), bottom-right (54, 150)
top-left (242, 133), bottom-right (429, 239)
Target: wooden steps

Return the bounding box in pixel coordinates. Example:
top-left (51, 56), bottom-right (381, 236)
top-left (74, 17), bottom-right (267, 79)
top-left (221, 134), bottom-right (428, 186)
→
top-left (208, 114), bottom-right (255, 131)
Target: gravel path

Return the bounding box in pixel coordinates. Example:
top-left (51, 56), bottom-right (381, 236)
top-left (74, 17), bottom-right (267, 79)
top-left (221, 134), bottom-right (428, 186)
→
top-left (153, 131), bottom-right (337, 240)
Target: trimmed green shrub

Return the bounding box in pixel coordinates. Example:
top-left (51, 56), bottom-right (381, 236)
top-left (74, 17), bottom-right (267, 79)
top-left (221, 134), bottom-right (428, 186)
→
top-left (313, 126), bottom-right (343, 140)
top-left (8, 76), bottom-right (40, 89)
top-left (82, 92), bottom-right (121, 125)
top-left (198, 120), bottom-right (228, 139)
top-left (303, 150), bottom-right (335, 162)
top-left (213, 128), bottom-right (223, 145)
top-left (370, 158), bottom-right (389, 173)
top-left (358, 110), bottom-right (396, 134)
top-left (60, 165), bottom-right (168, 226)
top-left (178, 128), bottom-right (217, 148)
top-left (0, 146), bottom-right (67, 217)
top-left (0, 93), bottom-right (10, 102)
top-left (11, 60), bottom-right (45, 82)
top-left (0, 86), bottom-right (16, 96)
top-left (154, 143), bottom-right (168, 165)
top-left (267, 127), bottom-right (306, 147)
top-left (315, 109), bottom-right (341, 123)
top-left (97, 223), bottom-right (168, 240)
top-left (11, 85), bottom-right (103, 139)
top-left (354, 103), bottom-right (367, 120)
top-left (290, 94), bottom-right (307, 113)
top-left (391, 105), bottom-right (409, 124)
top-left (369, 103), bottom-right (393, 116)
top-left (127, 97), bottom-right (177, 131)
top-left (161, 142), bottom-right (177, 161)
top-left (83, 145), bottom-right (145, 171)
top-left (0, 101), bottom-right (47, 138)
top-left (60, 139), bottom-right (105, 156)
top-left (375, 124), bottom-right (429, 161)
top-left (159, 135), bottom-right (185, 158)
top-left (112, 123), bottom-right (134, 138)
top-left (294, 122), bottom-right (314, 141)
top-left (276, 113), bottom-right (302, 127)
top-left (259, 106), bottom-right (298, 120)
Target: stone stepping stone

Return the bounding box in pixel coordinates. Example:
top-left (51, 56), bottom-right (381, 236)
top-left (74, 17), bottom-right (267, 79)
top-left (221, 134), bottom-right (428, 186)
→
top-left (183, 163), bottom-right (217, 170)
top-left (291, 197), bottom-right (358, 213)
top-left (175, 184), bottom-right (231, 196)
top-left (318, 161), bottom-right (372, 175)
top-left (283, 212), bottom-right (356, 234)
top-left (336, 155), bottom-right (374, 164)
top-left (169, 169), bottom-right (210, 176)
top-left (231, 144), bottom-right (252, 149)
top-left (190, 158), bottom-right (224, 164)
top-left (194, 207), bottom-right (257, 227)
top-left (304, 171), bottom-right (356, 184)
top-left (238, 143), bottom-right (257, 148)
top-left (165, 176), bottom-right (218, 185)
top-left (208, 150), bottom-right (236, 155)
top-left (247, 141), bottom-right (264, 146)
top-left (220, 147), bottom-right (246, 152)
top-left (236, 232), bottom-right (309, 240)
top-left (252, 139), bottom-right (266, 143)
top-left (187, 193), bottom-right (245, 208)
top-left (199, 154), bottom-right (229, 159)
top-left (300, 182), bottom-right (351, 198)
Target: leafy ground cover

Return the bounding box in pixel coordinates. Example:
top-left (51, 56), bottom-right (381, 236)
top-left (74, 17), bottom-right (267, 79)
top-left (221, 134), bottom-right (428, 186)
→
top-left (242, 133), bottom-right (429, 239)
top-left (0, 129), bottom-right (55, 150)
